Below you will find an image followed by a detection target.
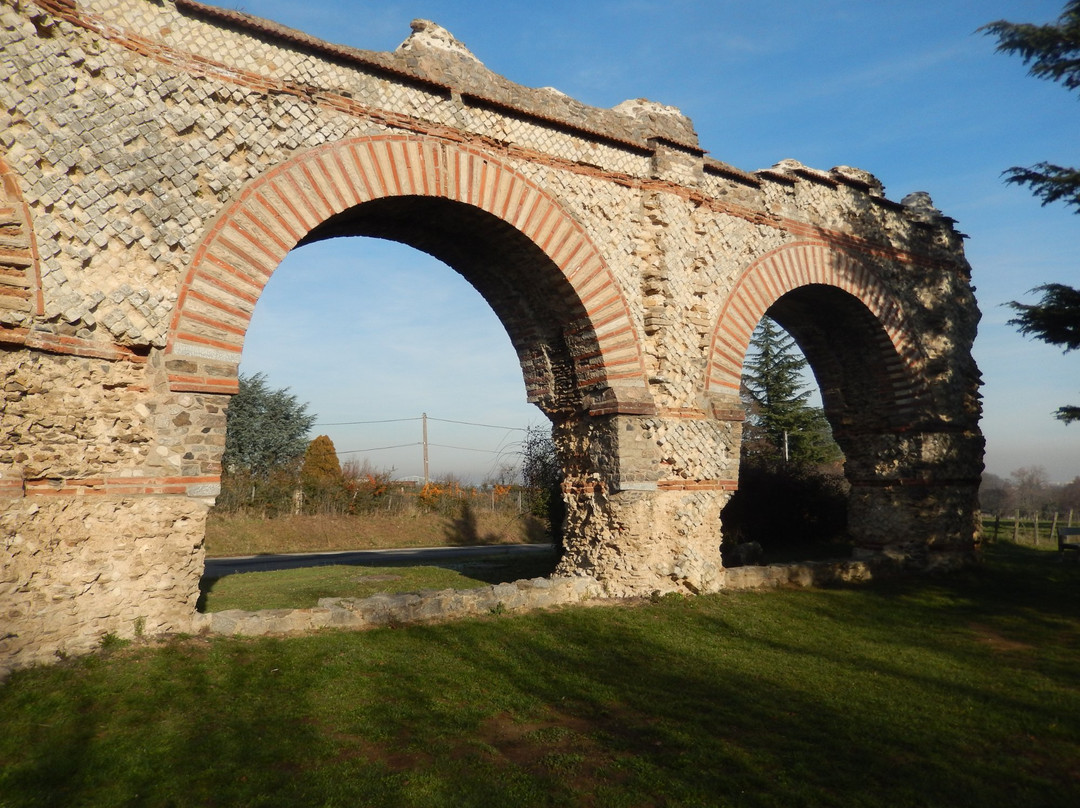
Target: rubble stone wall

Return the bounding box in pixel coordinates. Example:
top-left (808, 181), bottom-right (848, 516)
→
top-left (1, 0), bottom-right (983, 675)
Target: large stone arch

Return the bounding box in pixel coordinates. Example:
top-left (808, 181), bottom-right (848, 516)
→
top-left (706, 240), bottom-right (980, 558)
top-left (160, 131), bottom-right (673, 596)
top-left (1, 0), bottom-right (983, 675)
top-left (164, 134), bottom-right (649, 414)
top-left (706, 241), bottom-right (931, 418)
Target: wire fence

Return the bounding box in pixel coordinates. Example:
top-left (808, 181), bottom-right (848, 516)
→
top-left (983, 510), bottom-right (1077, 547)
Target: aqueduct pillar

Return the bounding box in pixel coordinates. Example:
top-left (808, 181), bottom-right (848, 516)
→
top-left (1, 0), bottom-right (983, 673)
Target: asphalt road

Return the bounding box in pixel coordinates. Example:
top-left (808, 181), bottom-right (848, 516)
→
top-left (203, 543), bottom-right (554, 579)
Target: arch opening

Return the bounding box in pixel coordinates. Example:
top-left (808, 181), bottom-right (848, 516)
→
top-left (235, 189), bottom-right (601, 454)
top-left (767, 284), bottom-right (931, 439)
top-left (168, 135), bottom-right (656, 604)
top-left (721, 283), bottom-right (934, 565)
top-left (166, 136), bottom-right (649, 417)
top-left (299, 195), bottom-right (595, 418)
top-left (201, 231), bottom-right (567, 589)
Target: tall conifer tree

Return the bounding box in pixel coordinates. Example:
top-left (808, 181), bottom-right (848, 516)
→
top-left (983, 2), bottom-right (1080, 421)
top-left (741, 317), bottom-right (841, 465)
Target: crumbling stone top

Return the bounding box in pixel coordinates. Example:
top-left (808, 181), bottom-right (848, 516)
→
top-left (175, 1), bottom-right (701, 151)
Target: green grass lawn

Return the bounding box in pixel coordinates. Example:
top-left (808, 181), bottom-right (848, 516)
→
top-left (2, 542), bottom-right (1079, 807)
top-left (198, 550), bottom-right (560, 612)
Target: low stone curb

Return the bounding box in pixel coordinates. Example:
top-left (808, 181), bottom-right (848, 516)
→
top-left (721, 550), bottom-right (980, 590)
top-left (193, 574), bottom-right (603, 636)
top-left (721, 559), bottom-right (877, 590)
top-left (191, 552), bottom-right (983, 638)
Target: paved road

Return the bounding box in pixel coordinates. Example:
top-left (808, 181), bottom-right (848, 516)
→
top-left (204, 543), bottom-right (554, 579)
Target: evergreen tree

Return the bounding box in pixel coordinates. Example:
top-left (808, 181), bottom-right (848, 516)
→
top-left (1007, 284), bottom-right (1080, 422)
top-left (300, 434), bottom-right (346, 513)
top-left (222, 372), bottom-right (315, 476)
top-left (741, 316), bottom-right (841, 465)
top-left (982, 2), bottom-right (1080, 213)
top-left (983, 3), bottom-right (1080, 422)
top-left (301, 435), bottom-right (343, 485)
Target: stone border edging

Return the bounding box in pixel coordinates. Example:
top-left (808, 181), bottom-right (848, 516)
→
top-left (191, 552), bottom-right (981, 638)
top-left (193, 574), bottom-right (603, 636)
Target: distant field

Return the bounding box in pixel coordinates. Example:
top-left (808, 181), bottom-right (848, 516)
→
top-left (204, 509), bottom-right (548, 557)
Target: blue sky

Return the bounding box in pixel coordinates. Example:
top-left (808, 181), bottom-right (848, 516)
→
top-left (212, 1), bottom-right (1079, 483)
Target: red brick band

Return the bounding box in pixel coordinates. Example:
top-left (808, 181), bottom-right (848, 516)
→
top-left (0, 325), bottom-right (148, 363)
top-left (0, 155), bottom-right (42, 319)
top-left (3, 475), bottom-right (221, 499)
top-left (657, 479), bottom-right (739, 492)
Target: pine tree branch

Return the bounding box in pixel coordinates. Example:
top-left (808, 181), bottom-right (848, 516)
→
top-left (1055, 404), bottom-right (1080, 423)
top-left (980, 1), bottom-right (1080, 90)
top-left (1007, 283), bottom-right (1080, 352)
top-left (1004, 163), bottom-right (1080, 212)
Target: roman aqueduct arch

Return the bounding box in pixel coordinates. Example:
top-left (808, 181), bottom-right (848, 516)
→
top-left (1, 0), bottom-right (983, 672)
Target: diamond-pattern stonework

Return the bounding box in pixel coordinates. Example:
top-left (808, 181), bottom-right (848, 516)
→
top-left (1, 0), bottom-right (983, 674)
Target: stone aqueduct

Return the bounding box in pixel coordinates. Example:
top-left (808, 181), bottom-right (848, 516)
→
top-left (1, 0), bottom-right (983, 671)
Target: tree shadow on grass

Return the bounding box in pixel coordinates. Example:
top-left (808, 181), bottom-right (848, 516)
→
top-left (442, 502), bottom-right (553, 549)
top-left (442, 502), bottom-right (504, 546)
top-left (443, 550), bottom-right (559, 585)
top-left (376, 549), bottom-right (1080, 806)
top-left (6, 541), bottom-right (1080, 807)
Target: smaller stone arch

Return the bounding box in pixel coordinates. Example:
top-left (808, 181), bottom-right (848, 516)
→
top-left (164, 134), bottom-right (649, 408)
top-left (0, 154), bottom-right (44, 328)
top-left (705, 240), bottom-right (932, 423)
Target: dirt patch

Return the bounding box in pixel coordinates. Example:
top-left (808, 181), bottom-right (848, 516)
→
top-left (969, 623), bottom-right (1034, 653)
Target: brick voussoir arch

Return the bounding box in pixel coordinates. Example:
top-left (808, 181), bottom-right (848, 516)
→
top-left (165, 134), bottom-right (647, 396)
top-left (705, 241), bottom-right (931, 410)
top-left (0, 154), bottom-right (44, 329)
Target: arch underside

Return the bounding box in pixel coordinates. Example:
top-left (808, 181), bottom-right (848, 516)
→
top-left (301, 196), bottom-right (589, 415)
top-left (707, 242), bottom-right (934, 433)
top-left (165, 135), bottom-right (648, 415)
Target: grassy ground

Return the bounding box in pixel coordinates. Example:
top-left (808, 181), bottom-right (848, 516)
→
top-left (204, 508), bottom-right (546, 557)
top-left (198, 550), bottom-right (560, 612)
top-left (2, 542), bottom-right (1079, 807)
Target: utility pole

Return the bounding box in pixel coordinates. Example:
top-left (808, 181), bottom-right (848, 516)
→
top-left (422, 412), bottom-right (429, 485)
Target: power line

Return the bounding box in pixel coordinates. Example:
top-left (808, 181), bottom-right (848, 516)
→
top-left (315, 417), bottom-right (422, 426)
top-left (337, 442), bottom-right (421, 455)
top-left (316, 414), bottom-right (533, 431)
top-left (325, 414), bottom-right (542, 473)
top-left (428, 442), bottom-right (514, 455)
top-left (427, 416), bottom-right (529, 432)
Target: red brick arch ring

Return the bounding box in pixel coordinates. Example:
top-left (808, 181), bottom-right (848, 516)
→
top-left (0, 154), bottom-right (44, 322)
top-left (705, 241), bottom-right (932, 416)
top-left (164, 133), bottom-right (647, 401)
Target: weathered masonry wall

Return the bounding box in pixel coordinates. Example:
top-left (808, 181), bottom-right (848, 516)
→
top-left (0, 0), bottom-right (983, 674)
